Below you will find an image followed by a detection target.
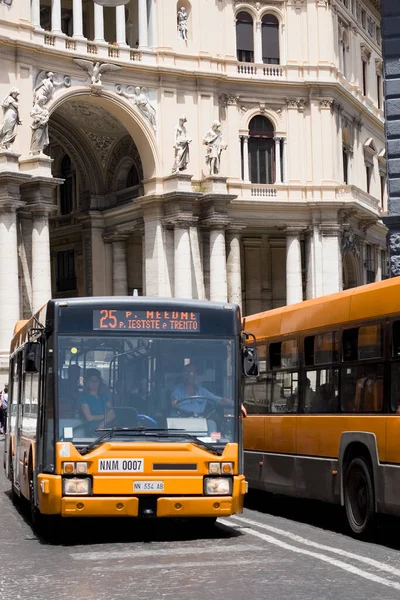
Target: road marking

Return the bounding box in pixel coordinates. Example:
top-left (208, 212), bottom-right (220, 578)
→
top-left (220, 519), bottom-right (400, 592)
top-left (228, 515), bottom-right (400, 578)
top-left (91, 558), bottom-right (276, 572)
top-left (71, 543), bottom-right (261, 561)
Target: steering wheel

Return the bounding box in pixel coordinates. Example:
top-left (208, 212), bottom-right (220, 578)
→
top-left (137, 413), bottom-right (159, 427)
top-left (174, 396), bottom-right (218, 419)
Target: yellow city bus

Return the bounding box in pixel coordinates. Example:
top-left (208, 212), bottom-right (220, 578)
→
top-left (4, 297), bottom-right (255, 536)
top-left (242, 277), bottom-right (400, 537)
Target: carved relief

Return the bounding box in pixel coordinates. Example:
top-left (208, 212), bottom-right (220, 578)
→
top-left (177, 6), bottom-right (188, 41)
top-left (391, 255), bottom-right (400, 277)
top-left (83, 132), bottom-right (114, 166)
top-left (287, 99), bottom-right (307, 112)
top-left (319, 99), bottom-right (334, 110)
top-left (0, 88), bottom-right (21, 149)
top-left (73, 59), bottom-right (121, 85)
top-left (341, 227), bottom-right (361, 258)
top-left (115, 85), bottom-right (157, 131)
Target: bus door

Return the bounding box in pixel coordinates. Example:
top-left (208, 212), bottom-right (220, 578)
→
top-left (13, 370), bottom-right (23, 490)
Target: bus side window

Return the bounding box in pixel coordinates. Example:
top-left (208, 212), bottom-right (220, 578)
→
top-left (341, 364), bottom-right (383, 413)
top-left (306, 368), bottom-right (339, 413)
top-left (391, 321), bottom-right (400, 413)
top-left (243, 344), bottom-right (267, 414)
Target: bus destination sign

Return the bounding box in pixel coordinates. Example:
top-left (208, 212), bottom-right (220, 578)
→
top-left (93, 309), bottom-right (201, 332)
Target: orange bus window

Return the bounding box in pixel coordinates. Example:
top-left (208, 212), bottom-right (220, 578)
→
top-left (270, 339), bottom-right (298, 369)
top-left (305, 332), bottom-right (339, 366)
top-left (393, 321), bottom-right (400, 358)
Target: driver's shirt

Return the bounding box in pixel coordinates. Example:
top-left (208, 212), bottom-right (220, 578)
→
top-left (171, 384), bottom-right (221, 414)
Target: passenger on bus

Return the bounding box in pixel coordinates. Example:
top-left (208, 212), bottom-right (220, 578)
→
top-left (80, 368), bottom-right (115, 431)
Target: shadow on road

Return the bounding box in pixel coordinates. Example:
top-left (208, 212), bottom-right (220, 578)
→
top-left (244, 489), bottom-right (400, 551)
top-left (4, 488), bottom-right (242, 547)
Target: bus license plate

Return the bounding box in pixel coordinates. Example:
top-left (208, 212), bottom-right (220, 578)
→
top-left (134, 481), bottom-right (164, 492)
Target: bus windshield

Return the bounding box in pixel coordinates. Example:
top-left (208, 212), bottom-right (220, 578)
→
top-left (57, 335), bottom-right (236, 447)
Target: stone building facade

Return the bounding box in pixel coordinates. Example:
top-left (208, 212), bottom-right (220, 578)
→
top-left (0, 0), bottom-right (385, 373)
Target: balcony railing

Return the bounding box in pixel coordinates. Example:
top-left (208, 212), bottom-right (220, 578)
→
top-left (237, 63), bottom-right (285, 78)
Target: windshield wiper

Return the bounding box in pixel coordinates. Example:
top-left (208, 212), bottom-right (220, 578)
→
top-left (80, 427), bottom-right (186, 455)
top-left (79, 427), bottom-right (223, 456)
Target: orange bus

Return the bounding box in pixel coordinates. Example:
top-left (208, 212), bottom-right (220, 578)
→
top-left (242, 277), bottom-right (400, 537)
top-left (4, 297), bottom-right (255, 537)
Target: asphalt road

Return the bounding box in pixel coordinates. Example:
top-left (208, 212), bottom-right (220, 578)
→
top-left (2, 439), bottom-right (400, 600)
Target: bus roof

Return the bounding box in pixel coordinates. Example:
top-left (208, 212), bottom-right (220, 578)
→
top-left (10, 297), bottom-right (240, 354)
top-left (243, 277), bottom-right (400, 340)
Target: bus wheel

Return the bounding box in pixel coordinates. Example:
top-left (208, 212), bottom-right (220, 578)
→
top-left (344, 457), bottom-right (375, 538)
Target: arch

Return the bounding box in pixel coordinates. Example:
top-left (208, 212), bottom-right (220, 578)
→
top-left (241, 108), bottom-right (281, 134)
top-left (236, 10), bottom-right (254, 63)
top-left (343, 252), bottom-right (361, 290)
top-left (248, 115), bottom-right (276, 184)
top-left (49, 88), bottom-right (160, 182)
top-left (105, 135), bottom-right (143, 194)
top-left (261, 13), bottom-right (280, 64)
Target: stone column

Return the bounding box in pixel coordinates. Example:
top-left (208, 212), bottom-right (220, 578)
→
top-left (375, 245), bottom-right (382, 281)
top-left (31, 0), bottom-right (41, 28)
top-left (320, 225), bottom-right (342, 294)
top-left (94, 3), bottom-right (105, 42)
top-left (20, 170), bottom-right (62, 311)
top-left (282, 138), bottom-right (288, 184)
top-left (116, 5), bottom-right (127, 46)
top-left (138, 0), bottom-right (149, 49)
top-left (209, 226), bottom-right (228, 303)
top-left (0, 207), bottom-right (21, 369)
top-left (275, 137), bottom-right (282, 184)
top-left (227, 228), bottom-right (243, 311)
top-left (112, 236), bottom-right (128, 296)
top-left (148, 0), bottom-right (157, 47)
top-left (143, 204), bottom-right (166, 297)
top-left (286, 228), bottom-right (303, 305)
top-left (72, 0), bottom-right (84, 39)
top-left (31, 209), bottom-right (52, 313)
top-left (174, 223), bottom-right (192, 299)
top-left (51, 0), bottom-right (62, 32)
top-left (254, 21), bottom-right (262, 63)
top-left (242, 135), bottom-right (250, 183)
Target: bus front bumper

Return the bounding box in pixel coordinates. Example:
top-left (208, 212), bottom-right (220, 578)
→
top-left (60, 496), bottom-right (236, 517)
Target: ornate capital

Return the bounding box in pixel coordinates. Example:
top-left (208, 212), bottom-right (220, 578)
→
top-left (286, 98), bottom-right (308, 112)
top-left (319, 98), bottom-right (334, 110)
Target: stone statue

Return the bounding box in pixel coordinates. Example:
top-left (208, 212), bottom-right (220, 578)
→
top-left (203, 120), bottom-right (227, 175)
top-left (33, 71), bottom-right (70, 106)
top-left (177, 6), bottom-right (188, 41)
top-left (74, 59), bottom-right (121, 85)
top-left (172, 115), bottom-right (191, 173)
top-left (116, 85), bottom-right (157, 131)
top-left (0, 88), bottom-right (21, 149)
top-left (30, 99), bottom-right (50, 154)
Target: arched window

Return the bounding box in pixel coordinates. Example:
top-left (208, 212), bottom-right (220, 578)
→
top-left (248, 116), bottom-right (275, 184)
top-left (236, 11), bottom-right (254, 63)
top-left (60, 154), bottom-right (75, 215)
top-left (339, 28), bottom-right (348, 78)
top-left (262, 14), bottom-right (279, 64)
top-left (126, 164), bottom-right (139, 188)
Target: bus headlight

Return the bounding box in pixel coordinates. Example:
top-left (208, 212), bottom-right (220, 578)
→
top-left (63, 478), bottom-right (91, 496)
top-left (204, 477), bottom-right (232, 496)
top-left (208, 462), bottom-right (221, 474)
top-left (76, 462), bottom-right (88, 474)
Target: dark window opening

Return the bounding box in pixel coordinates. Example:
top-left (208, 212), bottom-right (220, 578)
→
top-left (377, 74), bottom-right (382, 109)
top-left (380, 173), bottom-right (385, 207)
top-left (365, 164), bottom-right (372, 194)
top-left (126, 164), bottom-right (139, 188)
top-left (57, 250), bottom-right (76, 293)
top-left (60, 155), bottom-right (74, 216)
top-left (343, 147), bottom-right (349, 184)
top-left (248, 116), bottom-right (275, 184)
top-left (236, 12), bottom-right (254, 63)
top-left (362, 60), bottom-right (367, 96)
top-left (262, 14), bottom-right (279, 64)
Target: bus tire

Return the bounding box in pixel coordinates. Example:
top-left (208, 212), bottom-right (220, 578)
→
top-left (344, 456), bottom-right (375, 538)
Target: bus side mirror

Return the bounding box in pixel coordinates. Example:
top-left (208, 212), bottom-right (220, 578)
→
top-left (25, 342), bottom-right (41, 373)
top-left (242, 346), bottom-right (259, 378)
